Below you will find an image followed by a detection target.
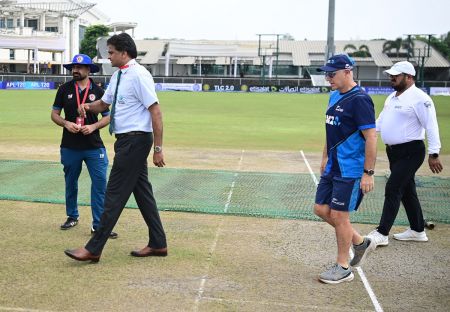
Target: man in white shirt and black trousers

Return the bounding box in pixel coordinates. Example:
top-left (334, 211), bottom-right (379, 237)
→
top-left (64, 33), bottom-right (167, 262)
top-left (367, 61), bottom-right (443, 247)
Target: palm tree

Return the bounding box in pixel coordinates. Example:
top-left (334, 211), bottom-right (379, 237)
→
top-left (382, 37), bottom-right (414, 57)
top-left (343, 44), bottom-right (371, 57)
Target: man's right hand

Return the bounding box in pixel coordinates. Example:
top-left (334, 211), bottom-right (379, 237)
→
top-left (78, 103), bottom-right (89, 118)
top-left (64, 121), bottom-right (81, 133)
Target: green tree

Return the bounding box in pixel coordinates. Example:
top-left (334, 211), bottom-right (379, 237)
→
top-left (416, 33), bottom-right (450, 60)
top-left (343, 44), bottom-right (371, 57)
top-left (80, 24), bottom-right (110, 58)
top-left (382, 37), bottom-right (414, 57)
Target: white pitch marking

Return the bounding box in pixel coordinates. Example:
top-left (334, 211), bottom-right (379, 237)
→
top-left (193, 150), bottom-right (245, 311)
top-left (300, 150), bottom-right (319, 185)
top-left (300, 150), bottom-right (383, 312)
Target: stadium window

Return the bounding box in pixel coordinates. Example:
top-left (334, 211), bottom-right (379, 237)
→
top-left (273, 65), bottom-right (297, 76)
top-left (7, 19), bottom-right (13, 28)
top-left (45, 26), bottom-right (58, 32)
top-left (25, 19), bottom-right (38, 30)
top-left (0, 19), bottom-right (5, 29)
top-left (9, 49), bottom-right (15, 60)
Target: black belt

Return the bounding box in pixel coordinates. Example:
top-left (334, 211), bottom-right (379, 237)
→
top-left (386, 140), bottom-right (422, 149)
top-left (115, 131), bottom-right (149, 139)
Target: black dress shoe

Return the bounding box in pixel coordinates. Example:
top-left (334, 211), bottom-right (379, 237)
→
top-left (91, 228), bottom-right (118, 239)
top-left (130, 246), bottom-right (168, 257)
top-left (64, 247), bottom-right (100, 263)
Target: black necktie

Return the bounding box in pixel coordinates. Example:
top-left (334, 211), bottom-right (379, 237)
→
top-left (109, 70), bottom-right (122, 135)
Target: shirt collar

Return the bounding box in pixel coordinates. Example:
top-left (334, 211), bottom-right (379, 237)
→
top-left (119, 59), bottom-right (136, 73)
top-left (394, 84), bottom-right (416, 100)
top-left (74, 78), bottom-right (93, 91)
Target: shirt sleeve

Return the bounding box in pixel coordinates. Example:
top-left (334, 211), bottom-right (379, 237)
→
top-left (134, 70), bottom-right (159, 109)
top-left (413, 95), bottom-right (441, 154)
top-left (96, 86), bottom-right (110, 116)
top-left (52, 85), bottom-right (65, 110)
top-left (353, 94), bottom-right (376, 130)
top-left (101, 73), bottom-right (115, 105)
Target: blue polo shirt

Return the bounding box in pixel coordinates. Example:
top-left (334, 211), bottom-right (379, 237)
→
top-left (324, 86), bottom-right (375, 178)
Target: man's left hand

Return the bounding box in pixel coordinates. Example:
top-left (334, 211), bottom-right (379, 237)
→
top-left (360, 174), bottom-right (374, 194)
top-left (428, 156), bottom-right (443, 174)
top-left (153, 152), bottom-right (165, 167)
top-left (80, 124), bottom-right (96, 135)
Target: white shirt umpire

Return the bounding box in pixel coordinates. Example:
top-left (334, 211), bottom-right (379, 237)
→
top-left (367, 61), bottom-right (443, 245)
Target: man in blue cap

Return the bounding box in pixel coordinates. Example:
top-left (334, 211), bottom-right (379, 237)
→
top-left (313, 54), bottom-right (377, 284)
top-left (51, 54), bottom-right (117, 239)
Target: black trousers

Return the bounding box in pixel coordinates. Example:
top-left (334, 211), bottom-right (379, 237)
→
top-left (377, 140), bottom-right (426, 235)
top-left (85, 132), bottom-right (167, 255)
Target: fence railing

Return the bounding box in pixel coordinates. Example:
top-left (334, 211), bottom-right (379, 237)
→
top-left (1, 74), bottom-right (450, 88)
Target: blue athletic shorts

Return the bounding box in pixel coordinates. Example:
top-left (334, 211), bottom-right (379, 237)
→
top-left (315, 175), bottom-right (364, 212)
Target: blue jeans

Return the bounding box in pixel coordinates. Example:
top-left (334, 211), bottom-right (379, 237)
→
top-left (60, 147), bottom-right (108, 229)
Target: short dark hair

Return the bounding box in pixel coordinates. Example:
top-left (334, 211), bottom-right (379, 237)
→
top-left (107, 33), bottom-right (138, 59)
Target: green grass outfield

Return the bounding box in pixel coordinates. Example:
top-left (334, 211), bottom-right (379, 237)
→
top-left (0, 90), bottom-right (449, 153)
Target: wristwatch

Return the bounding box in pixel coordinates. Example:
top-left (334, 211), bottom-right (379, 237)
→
top-left (363, 169), bottom-right (375, 176)
top-left (154, 146), bottom-right (162, 153)
top-left (430, 153), bottom-right (439, 159)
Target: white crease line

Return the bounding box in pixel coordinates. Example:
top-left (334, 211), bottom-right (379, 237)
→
top-left (300, 150), bottom-right (319, 185)
top-left (193, 150), bottom-right (245, 311)
top-left (300, 150), bottom-right (383, 312)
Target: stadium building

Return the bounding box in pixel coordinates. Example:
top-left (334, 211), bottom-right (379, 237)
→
top-left (104, 39), bottom-right (448, 83)
top-left (0, 0), bottom-right (135, 74)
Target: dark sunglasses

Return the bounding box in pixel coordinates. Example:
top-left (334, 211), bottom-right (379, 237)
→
top-left (324, 71), bottom-right (338, 78)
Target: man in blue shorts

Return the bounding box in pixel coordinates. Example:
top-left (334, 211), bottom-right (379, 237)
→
top-left (314, 54), bottom-right (377, 284)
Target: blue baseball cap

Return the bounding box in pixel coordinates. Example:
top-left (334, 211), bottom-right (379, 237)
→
top-left (317, 54), bottom-right (355, 72)
top-left (63, 54), bottom-right (100, 73)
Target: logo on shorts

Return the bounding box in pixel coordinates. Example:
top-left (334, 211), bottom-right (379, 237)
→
top-left (99, 153), bottom-right (104, 159)
top-left (332, 198), bottom-right (345, 206)
top-left (89, 94), bottom-right (96, 101)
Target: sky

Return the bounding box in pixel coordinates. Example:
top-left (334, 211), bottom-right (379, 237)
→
top-left (92, 0), bottom-right (450, 41)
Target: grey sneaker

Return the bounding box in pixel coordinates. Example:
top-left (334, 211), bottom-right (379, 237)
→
top-left (319, 263), bottom-right (354, 284)
top-left (350, 237), bottom-right (375, 267)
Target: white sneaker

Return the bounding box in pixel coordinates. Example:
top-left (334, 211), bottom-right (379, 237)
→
top-left (366, 229), bottom-right (389, 246)
top-left (393, 228), bottom-right (428, 242)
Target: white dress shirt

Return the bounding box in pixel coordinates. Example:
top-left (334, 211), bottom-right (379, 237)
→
top-left (102, 59), bottom-right (159, 134)
top-left (376, 84), bottom-right (441, 154)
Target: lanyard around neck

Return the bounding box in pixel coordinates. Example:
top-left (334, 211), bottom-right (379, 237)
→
top-left (75, 80), bottom-right (91, 109)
